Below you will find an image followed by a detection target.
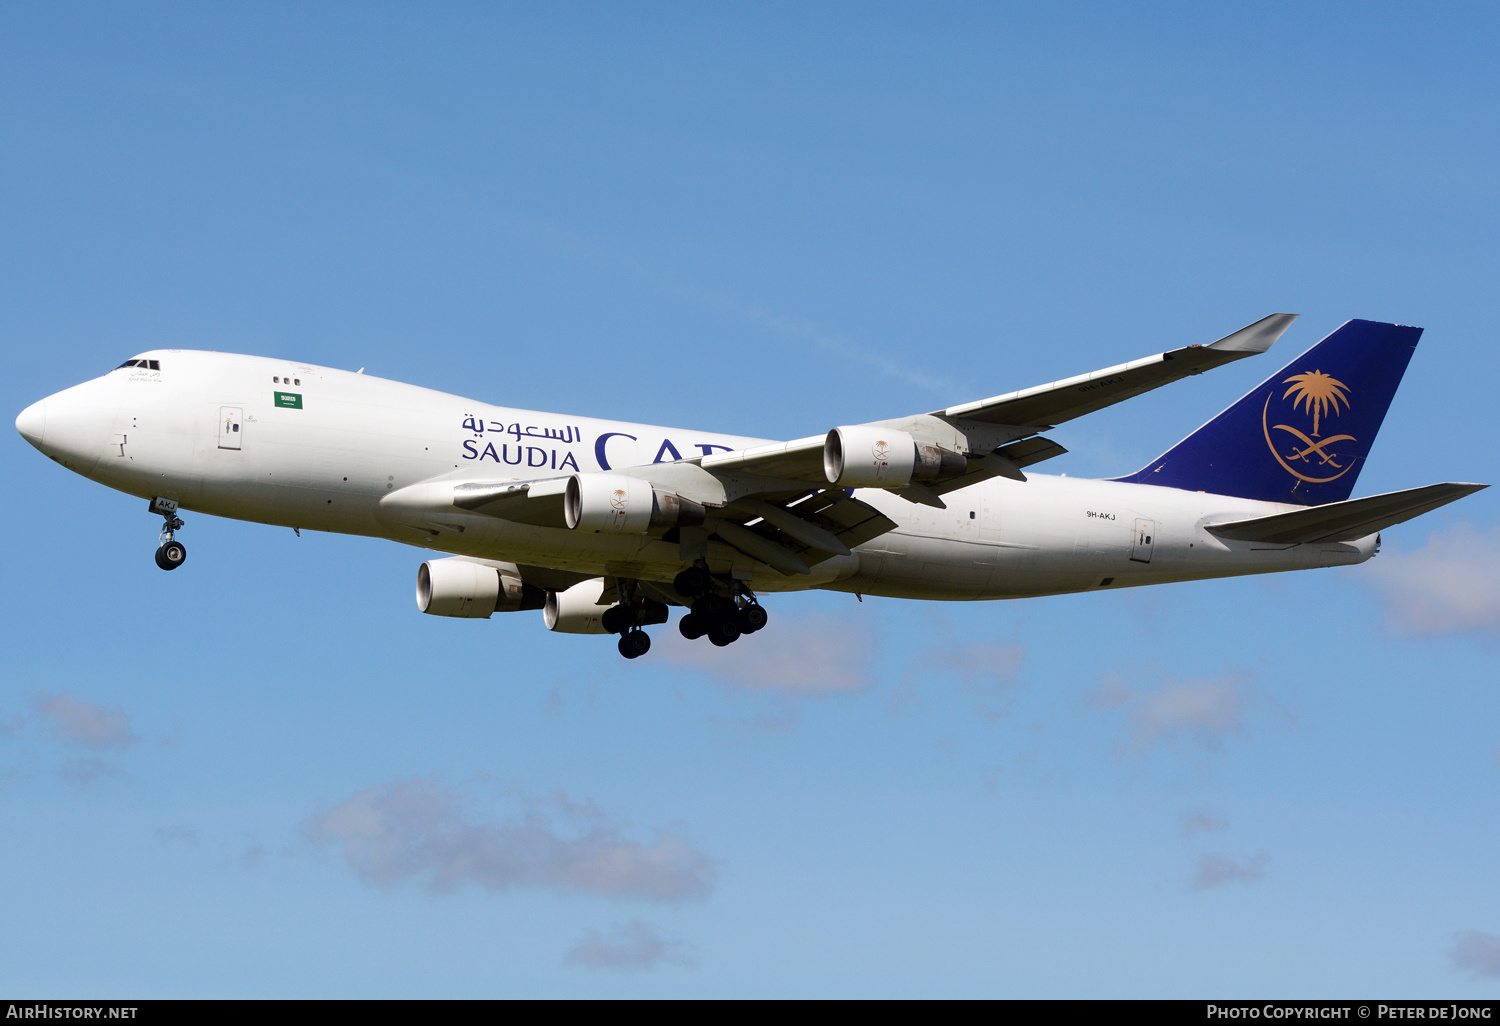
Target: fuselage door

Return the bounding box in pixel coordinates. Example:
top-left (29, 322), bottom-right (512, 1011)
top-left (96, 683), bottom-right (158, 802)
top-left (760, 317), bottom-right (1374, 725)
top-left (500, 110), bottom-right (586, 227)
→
top-left (1130, 517), bottom-right (1155, 563)
top-left (218, 407), bottom-right (243, 450)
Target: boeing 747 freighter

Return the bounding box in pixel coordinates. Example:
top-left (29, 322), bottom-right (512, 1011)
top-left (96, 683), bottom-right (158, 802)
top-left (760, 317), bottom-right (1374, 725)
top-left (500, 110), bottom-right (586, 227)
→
top-left (15, 315), bottom-right (1485, 658)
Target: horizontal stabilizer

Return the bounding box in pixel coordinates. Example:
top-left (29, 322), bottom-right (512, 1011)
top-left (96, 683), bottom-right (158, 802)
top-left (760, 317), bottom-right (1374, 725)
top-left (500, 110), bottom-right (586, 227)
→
top-left (1204, 483), bottom-right (1487, 545)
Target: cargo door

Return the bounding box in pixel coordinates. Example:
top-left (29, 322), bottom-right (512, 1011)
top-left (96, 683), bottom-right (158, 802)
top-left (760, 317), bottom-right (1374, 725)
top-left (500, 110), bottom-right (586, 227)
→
top-left (217, 407), bottom-right (243, 450)
top-left (1129, 518), bottom-right (1155, 563)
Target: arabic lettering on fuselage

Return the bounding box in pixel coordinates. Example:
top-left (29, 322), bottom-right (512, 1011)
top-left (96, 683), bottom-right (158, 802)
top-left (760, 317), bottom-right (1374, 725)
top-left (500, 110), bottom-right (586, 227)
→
top-left (460, 416), bottom-right (581, 445)
top-left (458, 416), bottom-right (735, 472)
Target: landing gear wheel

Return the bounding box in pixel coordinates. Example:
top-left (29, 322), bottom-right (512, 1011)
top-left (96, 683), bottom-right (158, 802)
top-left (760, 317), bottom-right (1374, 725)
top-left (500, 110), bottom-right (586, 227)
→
top-left (601, 605), bottom-right (634, 635)
top-left (693, 594), bottom-right (726, 618)
top-left (678, 613), bottom-right (706, 640)
top-left (150, 498), bottom-right (187, 572)
top-left (155, 540), bottom-right (187, 571)
top-left (707, 617), bottom-right (742, 647)
top-left (674, 565), bottom-right (711, 598)
top-left (737, 603), bottom-right (768, 634)
top-left (618, 630), bottom-right (651, 659)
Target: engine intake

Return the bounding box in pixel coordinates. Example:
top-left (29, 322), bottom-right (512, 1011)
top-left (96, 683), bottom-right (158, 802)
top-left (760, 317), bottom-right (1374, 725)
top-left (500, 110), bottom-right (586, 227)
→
top-left (564, 473), bottom-right (705, 533)
top-left (416, 558), bottom-right (544, 618)
top-left (824, 427), bottom-right (966, 488)
top-left (543, 578), bottom-right (610, 633)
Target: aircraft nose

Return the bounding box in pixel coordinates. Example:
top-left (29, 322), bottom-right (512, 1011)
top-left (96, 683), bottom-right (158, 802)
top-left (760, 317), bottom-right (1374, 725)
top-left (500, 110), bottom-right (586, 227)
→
top-left (15, 399), bottom-right (46, 447)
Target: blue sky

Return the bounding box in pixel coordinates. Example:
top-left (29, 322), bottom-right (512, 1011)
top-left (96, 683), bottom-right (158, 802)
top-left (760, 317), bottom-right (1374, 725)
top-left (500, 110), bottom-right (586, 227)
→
top-left (3, 1), bottom-right (1499, 997)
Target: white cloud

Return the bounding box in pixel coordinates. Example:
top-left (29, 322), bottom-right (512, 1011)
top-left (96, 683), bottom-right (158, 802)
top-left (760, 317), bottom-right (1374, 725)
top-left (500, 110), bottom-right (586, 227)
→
top-left (305, 778), bottom-right (717, 902)
top-left (657, 613), bottom-right (875, 693)
top-left (928, 641), bottom-right (1025, 720)
top-left (1136, 676), bottom-right (1244, 747)
top-left (1450, 930), bottom-right (1500, 979)
top-left (1190, 853), bottom-right (1268, 891)
top-left (1090, 671), bottom-right (1250, 752)
top-left (29, 693), bottom-right (138, 751)
top-left (55, 757), bottom-right (125, 786)
top-left (1366, 523), bottom-right (1500, 636)
top-left (1183, 809), bottom-right (1227, 835)
top-left (563, 920), bottom-right (697, 972)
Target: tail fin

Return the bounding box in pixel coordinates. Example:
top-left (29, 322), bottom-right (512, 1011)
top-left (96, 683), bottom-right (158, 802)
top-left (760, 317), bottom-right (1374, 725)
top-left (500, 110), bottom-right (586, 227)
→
top-left (1116, 319), bottom-right (1421, 505)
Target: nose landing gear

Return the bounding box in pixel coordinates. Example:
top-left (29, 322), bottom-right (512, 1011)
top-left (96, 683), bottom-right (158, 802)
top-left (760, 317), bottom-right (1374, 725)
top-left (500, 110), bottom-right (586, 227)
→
top-left (150, 496), bottom-right (186, 571)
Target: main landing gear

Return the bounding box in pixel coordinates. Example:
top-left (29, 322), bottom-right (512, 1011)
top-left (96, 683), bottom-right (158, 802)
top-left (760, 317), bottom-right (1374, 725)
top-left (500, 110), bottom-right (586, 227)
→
top-left (150, 496), bottom-right (187, 571)
top-left (602, 582), bottom-right (669, 660)
top-left (603, 568), bottom-right (769, 660)
top-left (673, 565), bottom-right (767, 648)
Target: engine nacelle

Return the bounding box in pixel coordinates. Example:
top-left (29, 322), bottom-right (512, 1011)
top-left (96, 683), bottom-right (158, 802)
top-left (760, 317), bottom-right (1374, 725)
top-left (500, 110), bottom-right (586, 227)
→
top-left (824, 426), bottom-right (966, 488)
top-left (543, 578), bottom-right (610, 634)
top-left (564, 473), bottom-right (705, 533)
top-left (416, 558), bottom-right (544, 618)
top-left (825, 426), bottom-right (915, 487)
top-left (417, 558), bottom-right (498, 618)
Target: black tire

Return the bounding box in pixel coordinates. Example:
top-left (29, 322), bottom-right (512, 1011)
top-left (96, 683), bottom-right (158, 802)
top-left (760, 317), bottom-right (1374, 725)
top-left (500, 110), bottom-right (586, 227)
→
top-left (678, 613), bottom-right (706, 640)
top-left (155, 540), bottom-right (187, 571)
top-left (693, 594), bottom-right (726, 618)
top-left (618, 630), bottom-right (651, 659)
top-left (738, 603), bottom-right (768, 633)
top-left (707, 617), bottom-right (741, 647)
top-left (674, 566), bottom-right (710, 598)
top-left (601, 604), bottom-right (633, 635)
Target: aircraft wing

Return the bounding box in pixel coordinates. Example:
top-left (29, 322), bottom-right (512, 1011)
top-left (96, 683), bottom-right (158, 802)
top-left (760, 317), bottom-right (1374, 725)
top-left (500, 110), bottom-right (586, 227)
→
top-left (382, 468), bottom-right (896, 579)
top-left (1204, 483), bottom-right (1488, 544)
top-left (685, 313), bottom-right (1293, 495)
top-left (382, 314), bottom-right (1296, 579)
top-left (936, 312), bottom-right (1297, 427)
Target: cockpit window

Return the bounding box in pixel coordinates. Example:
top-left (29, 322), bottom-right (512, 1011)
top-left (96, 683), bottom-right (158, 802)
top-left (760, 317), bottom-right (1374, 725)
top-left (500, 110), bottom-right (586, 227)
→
top-left (115, 359), bottom-right (161, 371)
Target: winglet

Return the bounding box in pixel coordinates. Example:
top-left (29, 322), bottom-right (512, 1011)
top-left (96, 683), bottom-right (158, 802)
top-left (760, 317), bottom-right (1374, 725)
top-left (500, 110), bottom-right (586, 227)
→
top-left (1206, 313), bottom-right (1299, 354)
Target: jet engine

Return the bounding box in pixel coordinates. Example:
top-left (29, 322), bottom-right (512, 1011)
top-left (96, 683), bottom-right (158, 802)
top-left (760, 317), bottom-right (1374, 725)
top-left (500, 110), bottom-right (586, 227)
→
top-left (416, 557), bottom-right (544, 618)
top-left (564, 473), bottom-right (706, 534)
top-left (543, 578), bottom-right (610, 634)
top-left (823, 426), bottom-right (966, 488)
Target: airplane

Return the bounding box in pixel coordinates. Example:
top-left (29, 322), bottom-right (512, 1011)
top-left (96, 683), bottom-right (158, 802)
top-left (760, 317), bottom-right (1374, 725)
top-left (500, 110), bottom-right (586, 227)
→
top-left (14, 314), bottom-right (1486, 660)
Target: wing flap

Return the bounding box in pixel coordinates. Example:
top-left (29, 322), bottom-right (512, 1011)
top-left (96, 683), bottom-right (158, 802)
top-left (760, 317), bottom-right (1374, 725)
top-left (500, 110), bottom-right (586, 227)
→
top-left (1204, 483), bottom-right (1488, 544)
top-left (925, 435), bottom-right (1070, 497)
top-left (712, 490), bottom-right (898, 570)
top-left (998, 435), bottom-right (1070, 469)
top-left (787, 491), bottom-right (898, 550)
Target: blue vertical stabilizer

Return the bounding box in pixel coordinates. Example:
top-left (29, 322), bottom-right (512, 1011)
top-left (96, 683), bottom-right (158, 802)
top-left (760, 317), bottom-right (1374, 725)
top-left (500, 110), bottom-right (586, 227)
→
top-left (1115, 319), bottom-right (1421, 505)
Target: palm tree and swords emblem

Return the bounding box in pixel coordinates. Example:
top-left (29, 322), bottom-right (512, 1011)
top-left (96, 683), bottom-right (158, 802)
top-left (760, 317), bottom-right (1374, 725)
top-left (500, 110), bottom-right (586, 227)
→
top-left (1261, 369), bottom-right (1357, 483)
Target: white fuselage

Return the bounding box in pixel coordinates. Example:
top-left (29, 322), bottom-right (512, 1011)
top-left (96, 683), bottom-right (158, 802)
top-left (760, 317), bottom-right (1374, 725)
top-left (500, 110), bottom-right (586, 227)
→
top-left (18, 350), bottom-right (1377, 599)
